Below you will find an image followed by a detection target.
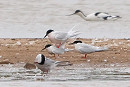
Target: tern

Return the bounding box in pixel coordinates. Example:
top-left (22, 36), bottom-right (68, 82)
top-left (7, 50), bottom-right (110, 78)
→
top-left (68, 10), bottom-right (121, 21)
top-left (41, 44), bottom-right (73, 57)
top-left (44, 29), bottom-right (80, 48)
top-left (69, 40), bottom-right (109, 58)
top-left (34, 54), bottom-right (72, 73)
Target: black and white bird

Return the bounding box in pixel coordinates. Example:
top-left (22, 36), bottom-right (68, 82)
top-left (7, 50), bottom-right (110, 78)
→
top-left (69, 40), bottom-right (109, 58)
top-left (34, 54), bottom-right (72, 73)
top-left (44, 29), bottom-right (80, 48)
top-left (68, 10), bottom-right (121, 21)
top-left (41, 44), bottom-right (73, 57)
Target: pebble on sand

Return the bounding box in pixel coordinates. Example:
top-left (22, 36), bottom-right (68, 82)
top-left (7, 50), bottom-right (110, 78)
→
top-left (24, 63), bottom-right (36, 69)
top-left (0, 59), bottom-right (13, 64)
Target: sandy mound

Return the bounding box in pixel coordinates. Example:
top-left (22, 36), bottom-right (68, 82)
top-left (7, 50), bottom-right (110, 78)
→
top-left (0, 38), bottom-right (129, 67)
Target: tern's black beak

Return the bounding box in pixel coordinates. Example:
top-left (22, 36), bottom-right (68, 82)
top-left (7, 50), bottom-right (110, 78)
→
top-left (41, 44), bottom-right (52, 51)
top-left (43, 34), bottom-right (47, 38)
top-left (68, 42), bottom-right (75, 45)
top-left (41, 47), bottom-right (46, 51)
top-left (44, 29), bottom-right (54, 38)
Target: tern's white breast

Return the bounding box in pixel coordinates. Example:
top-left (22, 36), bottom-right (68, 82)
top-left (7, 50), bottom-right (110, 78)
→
top-left (46, 46), bottom-right (54, 54)
top-left (48, 32), bottom-right (63, 44)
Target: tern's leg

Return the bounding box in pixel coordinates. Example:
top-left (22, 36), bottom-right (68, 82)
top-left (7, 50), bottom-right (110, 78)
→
top-left (53, 54), bottom-right (55, 57)
top-left (82, 54), bottom-right (87, 58)
top-left (46, 70), bottom-right (48, 74)
top-left (44, 70), bottom-right (49, 74)
top-left (56, 44), bottom-right (59, 48)
top-left (57, 43), bottom-right (61, 48)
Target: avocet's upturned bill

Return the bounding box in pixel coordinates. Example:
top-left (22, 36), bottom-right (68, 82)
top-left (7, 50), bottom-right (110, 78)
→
top-left (68, 10), bottom-right (121, 21)
top-left (44, 29), bottom-right (80, 48)
top-left (34, 54), bottom-right (72, 73)
top-left (41, 44), bottom-right (73, 57)
top-left (69, 40), bottom-right (109, 58)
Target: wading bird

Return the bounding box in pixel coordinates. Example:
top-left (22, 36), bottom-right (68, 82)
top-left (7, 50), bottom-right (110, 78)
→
top-left (34, 54), bottom-right (72, 73)
top-left (68, 10), bottom-right (121, 21)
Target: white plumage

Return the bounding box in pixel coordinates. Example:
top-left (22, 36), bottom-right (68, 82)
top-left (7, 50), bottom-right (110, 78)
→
top-left (34, 54), bottom-right (57, 73)
top-left (70, 40), bottom-right (109, 58)
top-left (68, 10), bottom-right (121, 21)
top-left (34, 54), bottom-right (71, 73)
top-left (44, 29), bottom-right (80, 48)
top-left (41, 44), bottom-right (73, 57)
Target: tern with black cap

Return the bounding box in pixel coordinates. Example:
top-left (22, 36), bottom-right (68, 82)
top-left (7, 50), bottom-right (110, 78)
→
top-left (34, 54), bottom-right (72, 73)
top-left (41, 44), bottom-right (73, 57)
top-left (69, 40), bottom-right (109, 58)
top-left (44, 29), bottom-right (80, 48)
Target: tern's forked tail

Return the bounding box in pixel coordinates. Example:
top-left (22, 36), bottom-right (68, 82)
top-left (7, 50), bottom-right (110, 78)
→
top-left (55, 61), bottom-right (73, 66)
top-left (67, 23), bottom-right (81, 38)
top-left (96, 46), bottom-right (109, 52)
top-left (67, 30), bottom-right (81, 39)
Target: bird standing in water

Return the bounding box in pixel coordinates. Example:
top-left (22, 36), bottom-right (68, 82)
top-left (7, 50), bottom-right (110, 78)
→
top-left (34, 54), bottom-right (72, 73)
top-left (68, 10), bottom-right (121, 21)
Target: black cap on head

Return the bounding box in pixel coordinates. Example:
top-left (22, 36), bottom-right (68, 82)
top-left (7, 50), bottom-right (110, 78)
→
top-left (39, 54), bottom-right (45, 65)
top-left (73, 40), bottom-right (82, 44)
top-left (41, 44), bottom-right (52, 51)
top-left (69, 40), bottom-right (82, 45)
top-left (45, 44), bottom-right (52, 48)
top-left (44, 29), bottom-right (54, 38)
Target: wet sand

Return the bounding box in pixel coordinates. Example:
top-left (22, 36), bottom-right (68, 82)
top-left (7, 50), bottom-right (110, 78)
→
top-left (0, 38), bottom-right (129, 67)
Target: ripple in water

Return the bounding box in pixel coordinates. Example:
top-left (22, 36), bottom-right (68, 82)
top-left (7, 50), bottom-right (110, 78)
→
top-left (0, 64), bottom-right (129, 81)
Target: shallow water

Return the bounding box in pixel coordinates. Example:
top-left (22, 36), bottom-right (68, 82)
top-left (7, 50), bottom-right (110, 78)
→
top-left (0, 0), bottom-right (130, 38)
top-left (0, 64), bottom-right (129, 81)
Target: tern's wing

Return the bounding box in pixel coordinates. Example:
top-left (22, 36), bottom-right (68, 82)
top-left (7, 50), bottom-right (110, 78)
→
top-left (36, 58), bottom-right (57, 72)
top-left (54, 32), bottom-right (68, 40)
top-left (79, 43), bottom-right (108, 53)
top-left (36, 64), bottom-right (48, 72)
top-left (78, 43), bottom-right (100, 53)
top-left (44, 58), bottom-right (56, 67)
top-left (52, 47), bottom-right (65, 54)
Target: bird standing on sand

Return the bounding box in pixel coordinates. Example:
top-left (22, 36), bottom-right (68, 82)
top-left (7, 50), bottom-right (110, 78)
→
top-left (68, 10), bottom-right (121, 21)
top-left (41, 44), bottom-right (73, 57)
top-left (69, 40), bottom-right (109, 58)
top-left (44, 29), bottom-right (80, 48)
top-left (34, 54), bottom-right (72, 73)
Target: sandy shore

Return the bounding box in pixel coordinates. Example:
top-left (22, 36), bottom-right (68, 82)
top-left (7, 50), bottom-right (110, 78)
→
top-left (0, 38), bottom-right (129, 67)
